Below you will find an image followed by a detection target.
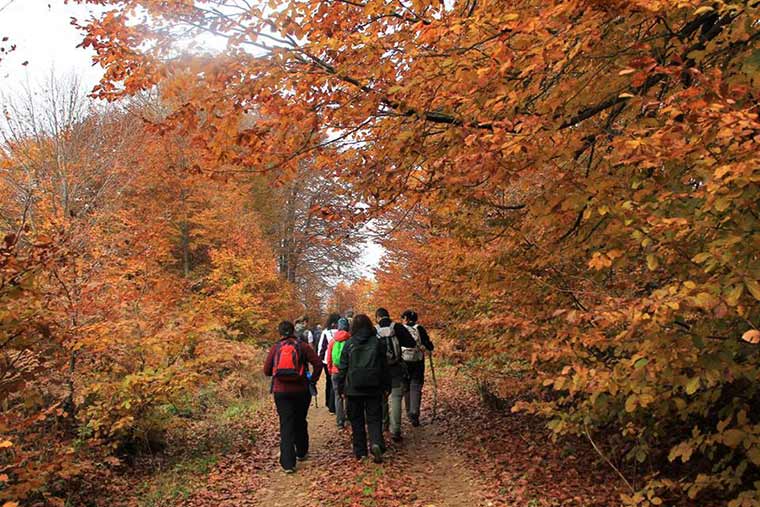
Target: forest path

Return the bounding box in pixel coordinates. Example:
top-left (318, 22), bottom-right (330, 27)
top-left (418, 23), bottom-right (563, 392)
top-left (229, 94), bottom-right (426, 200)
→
top-left (252, 397), bottom-right (337, 506)
top-left (251, 377), bottom-right (488, 507)
top-left (174, 369), bottom-right (621, 507)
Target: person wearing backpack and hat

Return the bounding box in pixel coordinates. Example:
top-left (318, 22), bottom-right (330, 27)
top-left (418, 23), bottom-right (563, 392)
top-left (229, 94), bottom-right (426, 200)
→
top-left (263, 320), bottom-right (323, 473)
top-left (326, 317), bottom-right (351, 428)
top-left (375, 307), bottom-right (418, 442)
top-left (336, 314), bottom-right (391, 463)
top-left (400, 309), bottom-right (434, 427)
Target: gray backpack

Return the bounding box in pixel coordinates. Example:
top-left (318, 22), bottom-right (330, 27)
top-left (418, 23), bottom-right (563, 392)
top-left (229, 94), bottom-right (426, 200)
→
top-left (401, 324), bottom-right (424, 362)
top-left (376, 324), bottom-right (401, 366)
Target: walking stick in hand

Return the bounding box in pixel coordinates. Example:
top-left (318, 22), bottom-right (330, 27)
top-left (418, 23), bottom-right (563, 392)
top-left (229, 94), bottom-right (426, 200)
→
top-left (428, 351), bottom-right (438, 420)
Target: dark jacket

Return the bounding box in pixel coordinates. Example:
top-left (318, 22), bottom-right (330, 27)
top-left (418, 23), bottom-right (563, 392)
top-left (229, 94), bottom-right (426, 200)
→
top-left (336, 327), bottom-right (391, 397)
top-left (263, 336), bottom-right (323, 393)
top-left (418, 324), bottom-right (434, 351)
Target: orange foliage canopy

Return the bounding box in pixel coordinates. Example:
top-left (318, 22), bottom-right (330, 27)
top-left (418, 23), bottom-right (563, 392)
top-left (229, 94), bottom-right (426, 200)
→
top-left (59, 0), bottom-right (760, 504)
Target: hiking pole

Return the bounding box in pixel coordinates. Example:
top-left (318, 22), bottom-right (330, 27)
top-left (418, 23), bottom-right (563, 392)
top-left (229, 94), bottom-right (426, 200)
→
top-left (428, 351), bottom-right (438, 420)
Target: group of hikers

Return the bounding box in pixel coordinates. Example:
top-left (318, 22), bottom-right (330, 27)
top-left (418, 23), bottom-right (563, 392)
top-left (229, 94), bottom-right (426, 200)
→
top-left (263, 308), bottom-right (434, 472)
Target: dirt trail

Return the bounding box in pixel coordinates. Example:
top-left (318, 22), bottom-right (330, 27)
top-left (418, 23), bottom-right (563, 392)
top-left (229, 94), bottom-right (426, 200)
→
top-left (253, 401), bottom-right (336, 506)
top-left (174, 372), bottom-right (620, 507)
top-left (402, 419), bottom-right (492, 507)
top-left (252, 396), bottom-right (488, 507)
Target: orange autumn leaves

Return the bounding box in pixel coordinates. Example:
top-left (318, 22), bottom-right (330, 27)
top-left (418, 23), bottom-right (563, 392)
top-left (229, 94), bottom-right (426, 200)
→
top-left (0, 92), bottom-right (296, 504)
top-left (55, 0), bottom-right (760, 505)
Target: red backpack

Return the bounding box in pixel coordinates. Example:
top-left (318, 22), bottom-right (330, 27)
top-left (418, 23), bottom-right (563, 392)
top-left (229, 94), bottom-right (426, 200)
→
top-left (273, 339), bottom-right (305, 382)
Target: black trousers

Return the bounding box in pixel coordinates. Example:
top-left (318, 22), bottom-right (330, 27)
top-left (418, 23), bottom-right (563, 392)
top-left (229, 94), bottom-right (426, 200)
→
top-left (324, 366), bottom-right (335, 412)
top-left (274, 391), bottom-right (311, 469)
top-left (347, 395), bottom-right (385, 458)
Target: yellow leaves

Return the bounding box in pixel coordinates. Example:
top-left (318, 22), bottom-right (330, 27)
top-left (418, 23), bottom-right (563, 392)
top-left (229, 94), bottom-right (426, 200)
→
top-left (0, 440), bottom-right (12, 448)
top-left (624, 394), bottom-right (637, 413)
top-left (685, 377), bottom-right (701, 395)
top-left (2, 502), bottom-right (20, 507)
top-left (646, 254), bottom-right (659, 271)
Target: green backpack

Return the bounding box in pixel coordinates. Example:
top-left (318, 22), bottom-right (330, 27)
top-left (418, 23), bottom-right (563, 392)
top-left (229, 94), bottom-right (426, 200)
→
top-left (331, 339), bottom-right (346, 368)
top-left (347, 337), bottom-right (382, 389)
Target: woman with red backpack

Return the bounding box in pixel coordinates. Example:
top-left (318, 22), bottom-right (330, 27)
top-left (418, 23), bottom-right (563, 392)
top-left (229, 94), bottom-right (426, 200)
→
top-left (263, 321), bottom-right (323, 473)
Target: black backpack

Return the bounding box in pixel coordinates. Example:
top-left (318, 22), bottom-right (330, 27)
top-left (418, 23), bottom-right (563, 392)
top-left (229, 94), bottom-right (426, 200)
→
top-left (347, 336), bottom-right (383, 389)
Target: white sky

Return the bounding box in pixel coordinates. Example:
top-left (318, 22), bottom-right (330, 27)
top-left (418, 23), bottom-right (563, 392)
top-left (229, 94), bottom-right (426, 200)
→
top-left (0, 0), bottom-right (103, 91)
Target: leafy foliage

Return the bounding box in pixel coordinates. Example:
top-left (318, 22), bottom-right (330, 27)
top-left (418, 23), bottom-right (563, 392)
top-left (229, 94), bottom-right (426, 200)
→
top-left (71, 0), bottom-right (760, 503)
top-left (0, 81), bottom-right (297, 504)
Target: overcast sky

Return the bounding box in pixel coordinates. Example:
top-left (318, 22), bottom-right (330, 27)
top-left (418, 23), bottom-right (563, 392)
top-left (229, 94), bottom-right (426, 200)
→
top-left (0, 0), bottom-right (103, 91)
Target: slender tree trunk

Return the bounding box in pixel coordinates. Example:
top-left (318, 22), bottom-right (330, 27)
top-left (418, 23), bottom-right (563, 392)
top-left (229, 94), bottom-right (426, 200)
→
top-left (181, 221), bottom-right (190, 277)
top-left (180, 190), bottom-right (190, 277)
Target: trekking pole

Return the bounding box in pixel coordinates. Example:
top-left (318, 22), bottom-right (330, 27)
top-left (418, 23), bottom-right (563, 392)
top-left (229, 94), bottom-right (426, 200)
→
top-left (428, 351), bottom-right (438, 420)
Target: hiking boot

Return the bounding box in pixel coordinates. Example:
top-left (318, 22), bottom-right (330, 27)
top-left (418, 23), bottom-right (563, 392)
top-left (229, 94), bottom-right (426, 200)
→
top-left (391, 433), bottom-right (403, 443)
top-left (410, 414), bottom-right (420, 427)
top-left (283, 467), bottom-right (296, 474)
top-left (371, 444), bottom-right (383, 464)
top-left (297, 453), bottom-right (309, 462)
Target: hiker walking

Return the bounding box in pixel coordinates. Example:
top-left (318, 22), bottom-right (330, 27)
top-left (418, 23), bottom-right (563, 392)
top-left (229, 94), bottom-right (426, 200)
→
top-left (295, 316), bottom-right (314, 347)
top-left (317, 313), bottom-right (340, 413)
top-left (326, 317), bottom-right (351, 428)
top-left (400, 310), bottom-right (434, 427)
top-left (263, 321), bottom-right (323, 473)
top-left (336, 314), bottom-right (391, 463)
top-left (375, 307), bottom-right (418, 442)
